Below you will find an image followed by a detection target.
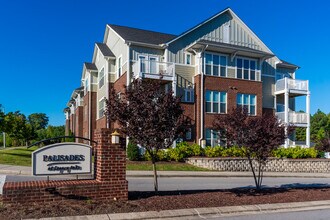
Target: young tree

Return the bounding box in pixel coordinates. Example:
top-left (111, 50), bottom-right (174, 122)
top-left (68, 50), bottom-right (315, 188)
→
top-left (105, 79), bottom-right (187, 192)
top-left (214, 108), bottom-right (289, 190)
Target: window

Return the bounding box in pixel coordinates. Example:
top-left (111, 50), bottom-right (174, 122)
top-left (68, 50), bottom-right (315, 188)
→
top-left (205, 53), bottom-right (227, 77)
top-left (236, 58), bottom-right (257, 80)
top-left (237, 93), bottom-right (256, 115)
top-left (117, 56), bottom-right (122, 77)
top-left (99, 98), bottom-right (105, 118)
top-left (185, 53), bottom-right (192, 65)
top-left (206, 90), bottom-right (227, 113)
top-left (84, 78), bottom-right (89, 93)
top-left (98, 68), bottom-right (104, 89)
top-left (184, 88), bottom-right (194, 102)
top-left (185, 128), bottom-right (192, 140)
top-left (205, 129), bottom-right (226, 147)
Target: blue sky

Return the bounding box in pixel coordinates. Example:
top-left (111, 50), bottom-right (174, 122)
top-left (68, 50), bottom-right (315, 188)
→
top-left (0, 0), bottom-right (329, 126)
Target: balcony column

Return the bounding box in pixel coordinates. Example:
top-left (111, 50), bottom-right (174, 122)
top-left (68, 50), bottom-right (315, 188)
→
top-left (172, 65), bottom-right (177, 96)
top-left (306, 91), bottom-right (311, 147)
top-left (284, 78), bottom-right (289, 148)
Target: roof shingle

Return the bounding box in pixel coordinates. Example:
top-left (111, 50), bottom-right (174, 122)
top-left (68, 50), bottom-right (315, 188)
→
top-left (108, 24), bottom-right (176, 45)
top-left (96, 43), bottom-right (115, 57)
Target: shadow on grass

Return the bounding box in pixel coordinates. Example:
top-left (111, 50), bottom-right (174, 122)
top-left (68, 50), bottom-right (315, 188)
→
top-left (0, 152), bottom-right (32, 158)
top-left (129, 183), bottom-right (330, 200)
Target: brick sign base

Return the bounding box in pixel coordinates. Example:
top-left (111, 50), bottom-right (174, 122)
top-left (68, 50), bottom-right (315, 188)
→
top-left (1, 129), bottom-right (128, 204)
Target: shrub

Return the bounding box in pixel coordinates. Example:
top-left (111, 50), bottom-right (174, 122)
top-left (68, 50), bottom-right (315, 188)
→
top-left (204, 146), bottom-right (222, 157)
top-left (127, 140), bottom-right (140, 161)
top-left (190, 144), bottom-right (205, 156)
top-left (272, 146), bottom-right (318, 159)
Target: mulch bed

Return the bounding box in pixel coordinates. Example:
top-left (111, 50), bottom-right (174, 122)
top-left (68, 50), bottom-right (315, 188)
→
top-left (1, 187), bottom-right (330, 219)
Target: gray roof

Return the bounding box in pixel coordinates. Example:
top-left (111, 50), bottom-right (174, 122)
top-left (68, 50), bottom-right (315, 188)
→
top-left (108, 24), bottom-right (176, 45)
top-left (96, 43), bottom-right (115, 57)
top-left (84, 62), bottom-right (98, 71)
top-left (277, 59), bottom-right (300, 69)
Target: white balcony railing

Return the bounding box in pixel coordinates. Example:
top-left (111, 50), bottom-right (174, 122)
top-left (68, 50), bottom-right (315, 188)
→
top-left (275, 78), bottom-right (309, 93)
top-left (132, 60), bottom-right (175, 81)
top-left (276, 112), bottom-right (308, 125)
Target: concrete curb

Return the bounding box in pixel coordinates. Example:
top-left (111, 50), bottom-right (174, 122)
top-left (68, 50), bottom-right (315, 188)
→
top-left (26, 200), bottom-right (330, 220)
top-left (1, 169), bottom-right (330, 178)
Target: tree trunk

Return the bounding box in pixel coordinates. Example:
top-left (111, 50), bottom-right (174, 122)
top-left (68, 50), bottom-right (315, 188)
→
top-left (152, 159), bottom-right (158, 193)
top-left (247, 155), bottom-right (258, 190)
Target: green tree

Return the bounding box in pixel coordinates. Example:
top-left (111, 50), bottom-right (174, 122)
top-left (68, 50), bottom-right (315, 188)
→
top-left (4, 111), bottom-right (36, 146)
top-left (310, 109), bottom-right (329, 142)
top-left (28, 113), bottom-right (49, 130)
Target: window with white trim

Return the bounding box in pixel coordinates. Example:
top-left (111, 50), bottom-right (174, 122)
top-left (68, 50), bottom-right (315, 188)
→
top-left (237, 93), bottom-right (256, 115)
top-left (185, 53), bottom-right (192, 65)
top-left (205, 53), bottom-right (227, 77)
top-left (206, 90), bottom-right (227, 113)
top-left (184, 88), bottom-right (194, 102)
top-left (117, 56), bottom-right (122, 77)
top-left (98, 68), bottom-right (104, 89)
top-left (99, 98), bottom-right (105, 118)
top-left (236, 58), bottom-right (257, 80)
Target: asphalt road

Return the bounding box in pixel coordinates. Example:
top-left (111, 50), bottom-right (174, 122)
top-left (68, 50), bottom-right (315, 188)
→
top-left (4, 175), bottom-right (330, 191)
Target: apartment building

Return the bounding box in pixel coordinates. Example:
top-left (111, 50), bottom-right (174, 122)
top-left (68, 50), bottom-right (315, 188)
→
top-left (64, 7), bottom-right (310, 148)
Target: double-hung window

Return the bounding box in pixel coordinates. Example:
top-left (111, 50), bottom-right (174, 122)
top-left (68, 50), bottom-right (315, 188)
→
top-left (99, 98), bottom-right (105, 118)
top-left (237, 93), bottom-right (256, 115)
top-left (236, 58), bottom-right (257, 80)
top-left (98, 68), bottom-right (105, 89)
top-left (206, 90), bottom-right (227, 113)
top-left (205, 53), bottom-right (227, 77)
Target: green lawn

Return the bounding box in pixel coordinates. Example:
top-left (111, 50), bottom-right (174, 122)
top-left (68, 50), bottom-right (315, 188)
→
top-left (0, 147), bottom-right (209, 171)
top-left (0, 147), bottom-right (38, 166)
top-left (126, 161), bottom-right (210, 171)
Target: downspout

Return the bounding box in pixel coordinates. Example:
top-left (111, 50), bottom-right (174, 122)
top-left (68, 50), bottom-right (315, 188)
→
top-left (88, 73), bottom-right (92, 145)
top-left (126, 43), bottom-right (131, 148)
top-left (197, 45), bottom-right (208, 146)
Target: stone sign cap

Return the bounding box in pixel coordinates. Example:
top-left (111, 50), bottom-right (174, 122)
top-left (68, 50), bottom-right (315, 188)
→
top-left (32, 142), bottom-right (92, 176)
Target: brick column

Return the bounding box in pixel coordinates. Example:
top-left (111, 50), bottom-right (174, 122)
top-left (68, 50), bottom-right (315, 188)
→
top-left (94, 128), bottom-right (128, 200)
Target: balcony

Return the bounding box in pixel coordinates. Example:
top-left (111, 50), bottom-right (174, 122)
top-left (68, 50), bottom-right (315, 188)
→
top-left (275, 78), bottom-right (309, 95)
top-left (276, 111), bottom-right (308, 126)
top-left (132, 60), bottom-right (175, 81)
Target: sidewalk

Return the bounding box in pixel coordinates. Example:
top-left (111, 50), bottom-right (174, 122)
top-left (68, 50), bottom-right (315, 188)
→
top-left (25, 200), bottom-right (330, 220)
top-left (1, 164), bottom-right (330, 178)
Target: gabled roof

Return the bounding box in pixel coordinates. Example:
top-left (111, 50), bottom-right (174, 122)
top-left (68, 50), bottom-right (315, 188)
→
top-left (165, 8), bottom-right (274, 55)
top-left (277, 59), bottom-right (300, 69)
top-left (96, 43), bottom-right (115, 58)
top-left (84, 62), bottom-right (98, 71)
top-left (108, 24), bottom-right (176, 46)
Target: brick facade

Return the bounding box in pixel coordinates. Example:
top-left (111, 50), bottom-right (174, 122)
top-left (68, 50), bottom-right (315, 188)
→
top-left (82, 91), bottom-right (97, 142)
top-left (0, 128), bottom-right (128, 204)
top-left (74, 106), bottom-right (84, 142)
top-left (194, 75), bottom-right (263, 142)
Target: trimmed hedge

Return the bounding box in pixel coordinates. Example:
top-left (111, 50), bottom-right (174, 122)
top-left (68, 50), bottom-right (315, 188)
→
top-left (137, 142), bottom-right (323, 162)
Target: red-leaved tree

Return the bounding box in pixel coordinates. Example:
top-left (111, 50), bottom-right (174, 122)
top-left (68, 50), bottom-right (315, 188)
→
top-left (105, 79), bottom-right (187, 192)
top-left (214, 108), bottom-right (290, 190)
